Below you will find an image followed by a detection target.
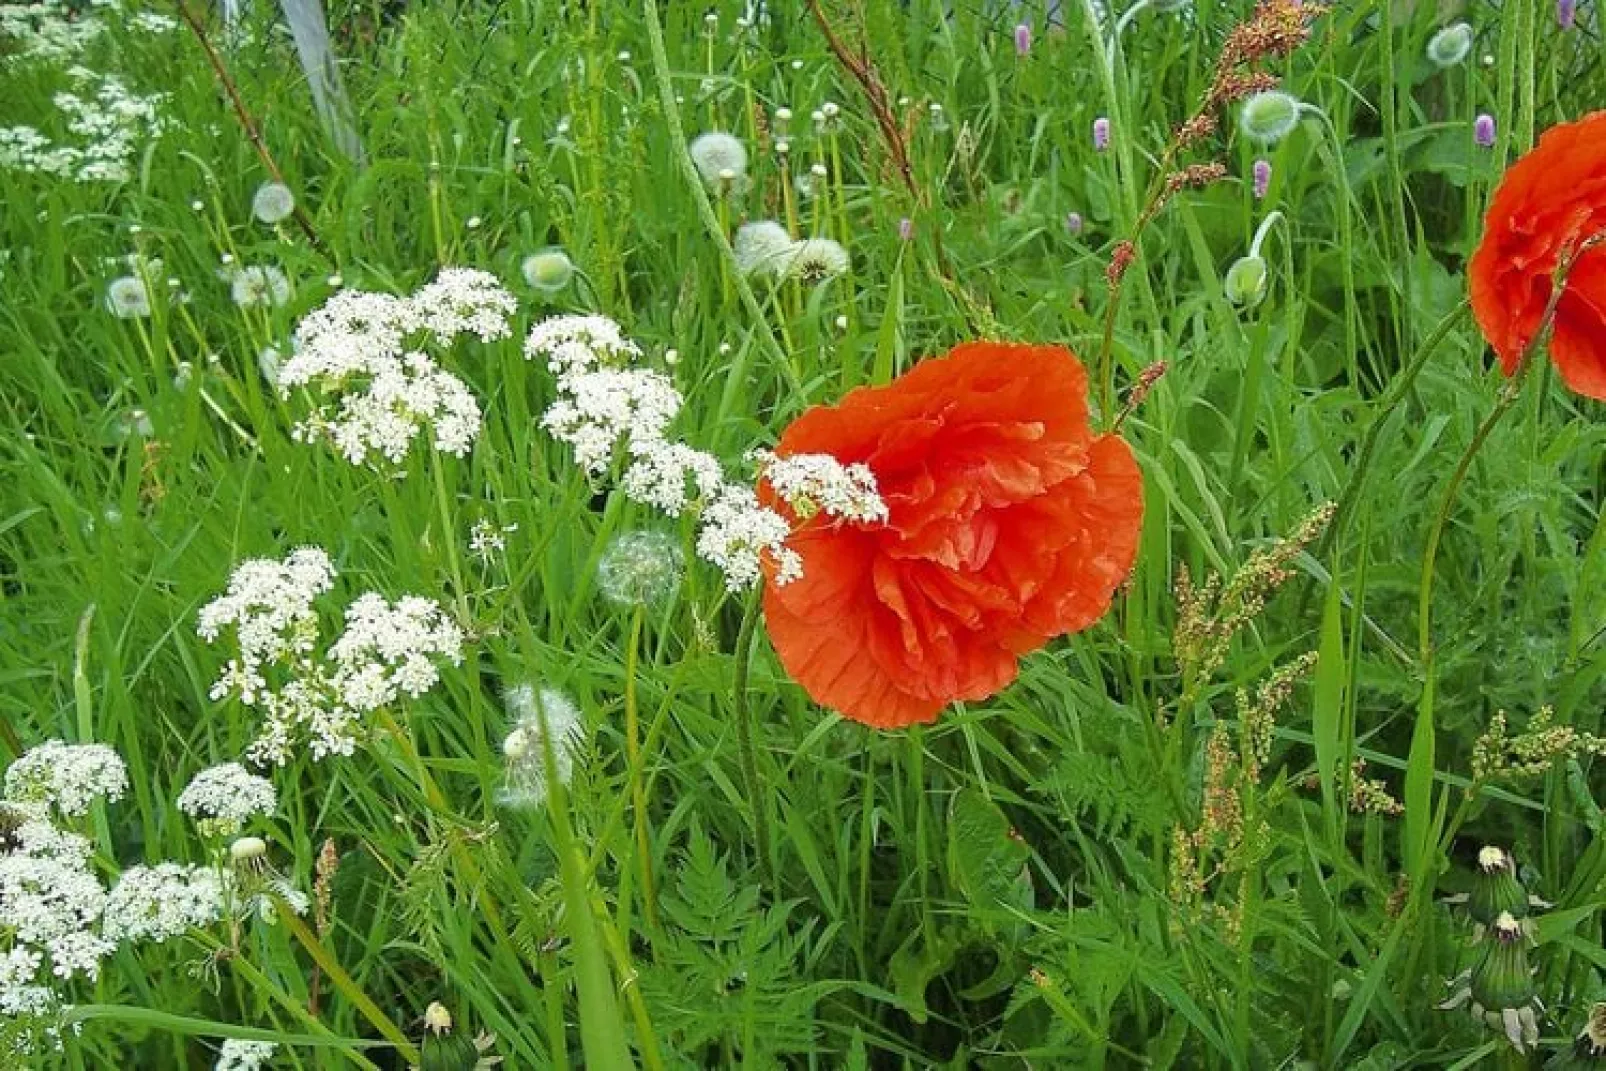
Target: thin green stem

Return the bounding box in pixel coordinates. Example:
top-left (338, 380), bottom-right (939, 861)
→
top-left (731, 591), bottom-right (776, 891)
top-left (624, 602), bottom-right (659, 936)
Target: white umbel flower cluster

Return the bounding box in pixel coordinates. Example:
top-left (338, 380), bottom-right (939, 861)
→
top-left (526, 314), bottom-right (805, 591)
top-left (749, 449), bottom-right (889, 525)
top-left (198, 548), bottom-right (465, 764)
top-left (100, 863), bottom-right (226, 944)
top-left (3, 741), bottom-right (127, 819)
top-left (279, 270), bottom-right (515, 466)
top-left (0, 69), bottom-right (168, 183)
top-left (177, 764), bottom-right (278, 837)
top-left (215, 1039), bottom-right (278, 1071)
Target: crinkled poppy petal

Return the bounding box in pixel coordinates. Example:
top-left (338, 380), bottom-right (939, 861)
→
top-left (761, 341), bottom-right (1142, 727)
top-left (1551, 249), bottom-right (1606, 400)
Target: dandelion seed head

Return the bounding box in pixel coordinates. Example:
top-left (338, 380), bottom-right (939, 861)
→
top-left (597, 530), bottom-right (684, 607)
top-left (498, 686), bottom-right (586, 809)
top-left (251, 181), bottom-right (295, 224)
top-left (230, 265), bottom-right (291, 309)
top-left (733, 220), bottom-right (795, 277)
top-left (105, 275), bottom-right (150, 318)
top-left (781, 237), bottom-right (851, 284)
top-left (688, 131), bottom-right (748, 186)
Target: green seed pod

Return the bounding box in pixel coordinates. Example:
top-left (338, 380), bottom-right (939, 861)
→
top-left (1469, 846), bottom-right (1530, 925)
top-left (1426, 22), bottom-right (1474, 69)
top-left (1238, 91), bottom-right (1302, 145)
top-left (1224, 256), bottom-right (1269, 308)
top-left (521, 247), bottom-right (574, 294)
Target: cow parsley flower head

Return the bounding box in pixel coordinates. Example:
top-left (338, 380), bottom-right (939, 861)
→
top-left (780, 238), bottom-right (851, 284)
top-left (688, 131), bottom-right (748, 187)
top-left (177, 764), bottom-right (278, 837)
top-left (4, 741), bottom-right (127, 819)
top-left (410, 267), bottom-right (518, 345)
top-left (105, 275), bottom-right (151, 318)
top-left (752, 450), bottom-right (888, 525)
top-left (215, 1039), bottom-right (277, 1071)
top-left (101, 863), bottom-right (226, 943)
top-left (540, 368), bottom-right (684, 473)
top-left (326, 594), bottom-right (466, 713)
top-left (197, 547), bottom-right (335, 706)
top-left (596, 531), bottom-right (684, 607)
top-left (251, 182), bottom-right (295, 224)
top-left (498, 685), bottom-right (586, 809)
top-left (620, 439), bottom-right (725, 516)
top-left (521, 247), bottom-right (575, 293)
top-left (695, 485), bottom-right (800, 590)
top-left (733, 220), bottom-right (794, 278)
top-left (230, 265), bottom-right (291, 309)
top-left (523, 314), bottom-right (642, 381)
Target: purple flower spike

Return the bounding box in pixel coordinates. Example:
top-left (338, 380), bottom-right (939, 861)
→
top-left (1474, 113), bottom-right (1496, 148)
top-left (1252, 159), bottom-right (1272, 199)
top-left (898, 217), bottom-right (914, 241)
top-left (1065, 212), bottom-right (1084, 236)
top-left (1093, 117), bottom-right (1110, 152)
top-left (1558, 0), bottom-right (1576, 29)
top-left (1014, 22), bottom-right (1031, 56)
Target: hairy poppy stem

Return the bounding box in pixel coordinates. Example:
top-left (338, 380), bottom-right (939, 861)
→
top-left (731, 591), bottom-right (777, 892)
top-left (624, 603), bottom-right (660, 937)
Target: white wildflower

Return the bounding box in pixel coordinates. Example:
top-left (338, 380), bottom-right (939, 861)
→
top-left (4, 741), bottom-right (127, 818)
top-left (0, 851), bottom-right (112, 981)
top-left (695, 485), bottom-right (800, 591)
top-left (620, 439), bottom-right (725, 516)
top-left (522, 313), bottom-right (642, 381)
top-left (197, 547), bottom-right (335, 706)
top-left (540, 368), bottom-right (683, 474)
top-left (177, 764), bottom-right (277, 836)
top-left (409, 267), bottom-right (518, 344)
top-left (250, 182), bottom-right (295, 224)
top-left (327, 594), bottom-right (465, 713)
top-left (230, 265), bottom-right (291, 309)
top-left (215, 1039), bottom-right (277, 1071)
top-left (101, 863), bottom-right (226, 943)
top-left (468, 518), bottom-right (516, 563)
top-left (498, 686), bottom-right (586, 809)
top-left (752, 449), bottom-right (888, 524)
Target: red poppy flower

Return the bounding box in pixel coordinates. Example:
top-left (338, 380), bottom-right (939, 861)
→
top-left (1469, 111), bottom-right (1606, 399)
top-left (758, 341), bottom-right (1143, 728)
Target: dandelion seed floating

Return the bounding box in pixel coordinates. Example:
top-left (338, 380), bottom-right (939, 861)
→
top-left (1426, 22), bottom-right (1474, 68)
top-left (250, 181), bottom-right (295, 225)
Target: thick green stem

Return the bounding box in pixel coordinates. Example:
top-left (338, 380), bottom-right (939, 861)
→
top-left (624, 603), bottom-right (659, 934)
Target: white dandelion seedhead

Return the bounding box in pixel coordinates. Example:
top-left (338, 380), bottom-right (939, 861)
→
top-left (3, 741), bottom-right (128, 819)
top-left (177, 763), bottom-right (278, 836)
top-left (498, 685), bottom-right (587, 809)
top-left (1238, 91), bottom-right (1303, 146)
top-left (779, 237), bottom-right (851, 285)
top-left (521, 247), bottom-right (575, 293)
top-left (688, 131), bottom-right (748, 186)
top-left (229, 265), bottom-right (291, 309)
top-left (596, 530), bottom-right (685, 607)
top-left (1427, 22), bottom-right (1474, 68)
top-left (733, 220), bottom-right (795, 278)
top-left (250, 181), bottom-right (295, 224)
top-left (105, 274), bottom-right (151, 319)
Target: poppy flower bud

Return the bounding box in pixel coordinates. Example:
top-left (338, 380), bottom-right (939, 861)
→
top-left (521, 248), bottom-right (574, 294)
top-left (1239, 91), bottom-right (1303, 145)
top-left (1224, 255), bottom-right (1269, 307)
top-left (1468, 846), bottom-right (1529, 925)
top-left (1427, 22), bottom-right (1474, 68)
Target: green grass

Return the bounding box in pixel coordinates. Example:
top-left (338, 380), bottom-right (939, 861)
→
top-left (2, 0), bottom-right (1605, 1066)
